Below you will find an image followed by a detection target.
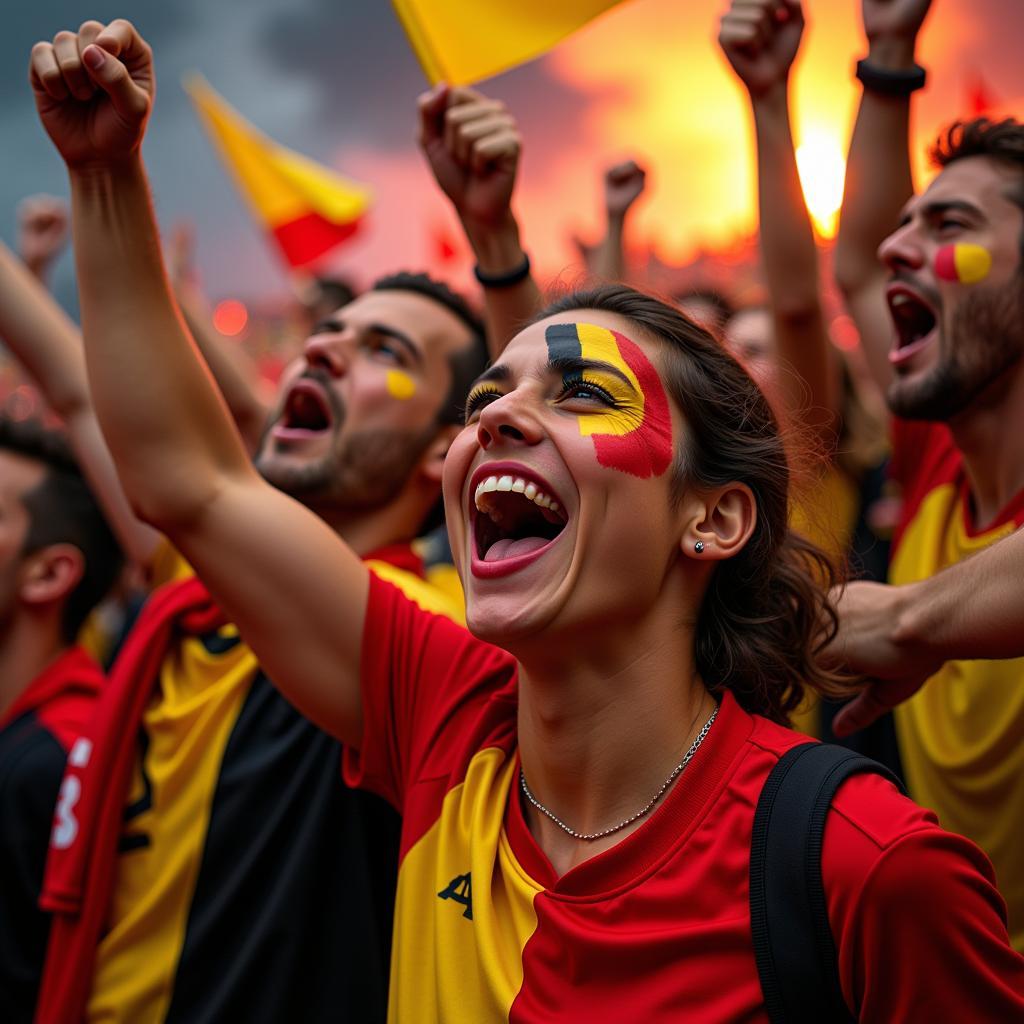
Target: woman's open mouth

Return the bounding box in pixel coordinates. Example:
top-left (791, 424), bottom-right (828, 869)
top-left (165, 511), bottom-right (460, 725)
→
top-left (470, 468), bottom-right (569, 579)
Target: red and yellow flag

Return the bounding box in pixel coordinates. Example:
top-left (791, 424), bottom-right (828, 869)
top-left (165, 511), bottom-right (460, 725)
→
top-left (184, 76), bottom-right (372, 269)
top-left (391, 0), bottom-right (627, 86)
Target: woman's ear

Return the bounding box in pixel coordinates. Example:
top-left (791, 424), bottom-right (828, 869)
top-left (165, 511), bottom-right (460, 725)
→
top-left (418, 423), bottom-right (462, 486)
top-left (680, 482), bottom-right (757, 561)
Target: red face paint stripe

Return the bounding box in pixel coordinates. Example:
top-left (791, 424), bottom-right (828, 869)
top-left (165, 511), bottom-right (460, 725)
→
top-left (591, 332), bottom-right (673, 479)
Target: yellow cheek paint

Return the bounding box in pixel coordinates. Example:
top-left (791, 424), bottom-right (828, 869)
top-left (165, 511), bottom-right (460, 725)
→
top-left (386, 369), bottom-right (417, 400)
top-left (935, 243), bottom-right (992, 285)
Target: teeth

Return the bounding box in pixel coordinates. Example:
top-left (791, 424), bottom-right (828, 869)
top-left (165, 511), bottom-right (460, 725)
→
top-left (891, 294), bottom-right (910, 307)
top-left (473, 474), bottom-right (564, 517)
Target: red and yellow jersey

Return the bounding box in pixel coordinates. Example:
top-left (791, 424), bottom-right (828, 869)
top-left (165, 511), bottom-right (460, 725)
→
top-left (86, 543), bottom-right (462, 1024)
top-left (345, 575), bottom-right (1024, 1022)
top-left (889, 418), bottom-right (1024, 952)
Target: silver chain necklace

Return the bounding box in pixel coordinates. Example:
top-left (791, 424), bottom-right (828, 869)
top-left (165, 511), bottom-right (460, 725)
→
top-left (519, 704), bottom-right (719, 842)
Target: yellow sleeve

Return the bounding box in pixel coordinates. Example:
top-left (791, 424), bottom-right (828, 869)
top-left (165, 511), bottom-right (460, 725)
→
top-left (364, 560), bottom-right (466, 625)
top-left (147, 539), bottom-right (197, 590)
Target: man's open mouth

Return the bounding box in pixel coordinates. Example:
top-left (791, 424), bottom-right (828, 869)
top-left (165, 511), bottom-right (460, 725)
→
top-left (274, 380), bottom-right (334, 437)
top-left (472, 471), bottom-right (569, 565)
top-left (888, 287), bottom-right (938, 356)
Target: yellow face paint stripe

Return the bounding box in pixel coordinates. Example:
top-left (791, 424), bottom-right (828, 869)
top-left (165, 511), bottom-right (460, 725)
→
top-left (386, 369), bottom-right (417, 400)
top-left (574, 323), bottom-right (646, 438)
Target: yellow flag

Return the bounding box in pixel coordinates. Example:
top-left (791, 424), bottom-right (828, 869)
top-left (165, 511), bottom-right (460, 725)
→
top-left (184, 75), bottom-right (372, 268)
top-left (392, 0), bottom-right (627, 85)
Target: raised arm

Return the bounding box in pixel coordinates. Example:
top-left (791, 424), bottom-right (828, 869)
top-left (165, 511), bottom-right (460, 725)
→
top-left (833, 0), bottom-right (932, 394)
top-left (29, 19), bottom-right (368, 745)
top-left (719, 0), bottom-right (838, 441)
top-left (589, 160), bottom-right (646, 284)
top-left (0, 237), bottom-right (160, 566)
top-left (168, 222), bottom-right (270, 454)
top-left (831, 524), bottom-right (1024, 735)
top-left (418, 84), bottom-right (541, 359)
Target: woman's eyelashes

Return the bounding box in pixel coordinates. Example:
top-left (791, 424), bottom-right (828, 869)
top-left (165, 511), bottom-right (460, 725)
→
top-left (464, 374), bottom-right (625, 425)
top-left (464, 385), bottom-right (504, 422)
top-left (556, 374), bottom-right (619, 407)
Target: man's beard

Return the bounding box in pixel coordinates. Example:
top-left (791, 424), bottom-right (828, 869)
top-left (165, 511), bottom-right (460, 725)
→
top-left (258, 423), bottom-right (435, 512)
top-left (888, 277), bottom-right (1024, 421)
top-left (255, 374), bottom-right (437, 513)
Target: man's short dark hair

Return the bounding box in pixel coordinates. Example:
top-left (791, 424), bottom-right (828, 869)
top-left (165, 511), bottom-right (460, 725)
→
top-left (932, 118), bottom-right (1024, 257)
top-left (0, 417), bottom-right (123, 643)
top-left (672, 288), bottom-right (735, 334)
top-left (369, 273), bottom-right (489, 536)
top-left (313, 276), bottom-right (357, 312)
top-left (371, 272), bottom-right (489, 425)
top-left (932, 116), bottom-right (1024, 177)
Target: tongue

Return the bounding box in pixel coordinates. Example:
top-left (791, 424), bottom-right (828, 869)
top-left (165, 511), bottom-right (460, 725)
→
top-left (484, 536), bottom-right (550, 562)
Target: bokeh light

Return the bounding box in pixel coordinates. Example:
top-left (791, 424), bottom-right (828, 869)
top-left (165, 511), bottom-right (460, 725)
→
top-left (212, 299), bottom-right (249, 336)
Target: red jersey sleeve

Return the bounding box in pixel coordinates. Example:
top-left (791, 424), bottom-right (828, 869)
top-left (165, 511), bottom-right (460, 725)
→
top-left (824, 774), bottom-right (1024, 1020)
top-left (344, 573), bottom-right (517, 815)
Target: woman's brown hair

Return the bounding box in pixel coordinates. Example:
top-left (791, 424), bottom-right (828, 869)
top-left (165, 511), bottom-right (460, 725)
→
top-left (538, 284), bottom-right (849, 724)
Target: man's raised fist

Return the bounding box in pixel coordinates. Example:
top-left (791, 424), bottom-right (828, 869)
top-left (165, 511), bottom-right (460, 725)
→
top-left (718, 0), bottom-right (804, 97)
top-left (605, 161), bottom-right (647, 220)
top-left (17, 194), bottom-right (70, 278)
top-left (418, 84), bottom-right (522, 231)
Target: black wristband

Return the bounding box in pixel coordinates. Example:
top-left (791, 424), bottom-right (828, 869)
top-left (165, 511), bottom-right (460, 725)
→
top-left (473, 254), bottom-right (531, 288)
top-left (855, 58), bottom-right (927, 96)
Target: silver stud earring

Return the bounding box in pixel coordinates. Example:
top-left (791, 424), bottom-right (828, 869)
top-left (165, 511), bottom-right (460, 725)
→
top-left (694, 541), bottom-right (705, 554)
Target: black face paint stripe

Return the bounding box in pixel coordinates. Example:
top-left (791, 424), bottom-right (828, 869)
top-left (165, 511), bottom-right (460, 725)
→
top-left (545, 323), bottom-right (583, 361)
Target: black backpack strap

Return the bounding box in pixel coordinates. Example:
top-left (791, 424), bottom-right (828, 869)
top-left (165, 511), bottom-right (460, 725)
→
top-left (749, 742), bottom-right (906, 1024)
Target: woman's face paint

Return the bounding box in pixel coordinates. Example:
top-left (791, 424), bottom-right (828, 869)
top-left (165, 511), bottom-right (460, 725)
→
top-left (935, 243), bottom-right (992, 285)
top-left (545, 322), bottom-right (672, 478)
top-left (386, 368), bottom-right (417, 400)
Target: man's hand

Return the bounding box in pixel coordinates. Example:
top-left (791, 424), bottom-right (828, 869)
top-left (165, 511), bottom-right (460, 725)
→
top-left (719, 0), bottom-right (804, 98)
top-left (17, 195), bottom-right (70, 280)
top-left (859, 0), bottom-right (933, 69)
top-left (828, 579), bottom-right (943, 736)
top-left (167, 220), bottom-right (198, 289)
top-left (29, 19), bottom-right (154, 170)
top-left (418, 84), bottom-right (521, 232)
top-left (862, 0), bottom-right (933, 46)
top-left (605, 161), bottom-right (646, 221)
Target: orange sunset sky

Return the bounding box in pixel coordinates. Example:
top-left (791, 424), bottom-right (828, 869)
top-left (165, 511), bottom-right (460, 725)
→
top-left (3, 0), bottom-right (1020, 305)
top-left (327, 0), bottom-right (1021, 295)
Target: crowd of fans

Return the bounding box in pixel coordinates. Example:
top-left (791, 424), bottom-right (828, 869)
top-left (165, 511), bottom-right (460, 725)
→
top-left (2, 0), bottom-right (1023, 1020)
